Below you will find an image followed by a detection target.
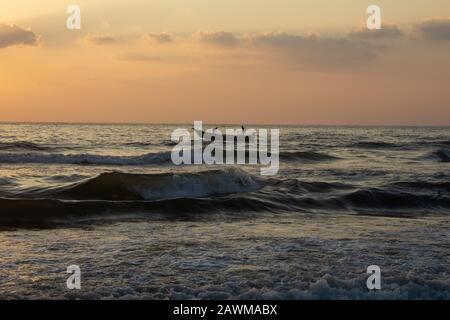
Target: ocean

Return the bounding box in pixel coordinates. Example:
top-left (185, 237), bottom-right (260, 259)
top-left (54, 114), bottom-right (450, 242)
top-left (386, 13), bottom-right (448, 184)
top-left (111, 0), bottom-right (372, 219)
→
top-left (0, 123), bottom-right (449, 299)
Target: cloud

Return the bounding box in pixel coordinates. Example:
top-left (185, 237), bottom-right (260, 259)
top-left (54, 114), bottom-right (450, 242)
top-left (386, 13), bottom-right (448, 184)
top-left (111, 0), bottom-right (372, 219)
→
top-left (193, 31), bottom-right (378, 66)
top-left (0, 23), bottom-right (38, 48)
top-left (84, 34), bottom-right (116, 45)
top-left (250, 32), bottom-right (378, 66)
top-left (195, 31), bottom-right (240, 47)
top-left (414, 18), bottom-right (450, 41)
top-left (348, 24), bottom-right (404, 40)
top-left (147, 32), bottom-right (173, 44)
top-left (116, 30), bottom-right (382, 68)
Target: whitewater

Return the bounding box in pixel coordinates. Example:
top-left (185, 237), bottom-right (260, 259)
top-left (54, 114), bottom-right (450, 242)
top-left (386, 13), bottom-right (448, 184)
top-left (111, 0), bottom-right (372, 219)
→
top-left (0, 123), bottom-right (448, 299)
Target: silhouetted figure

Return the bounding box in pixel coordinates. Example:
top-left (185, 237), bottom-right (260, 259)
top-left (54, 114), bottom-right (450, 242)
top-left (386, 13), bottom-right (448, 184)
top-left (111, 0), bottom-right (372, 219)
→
top-left (192, 127), bottom-right (205, 138)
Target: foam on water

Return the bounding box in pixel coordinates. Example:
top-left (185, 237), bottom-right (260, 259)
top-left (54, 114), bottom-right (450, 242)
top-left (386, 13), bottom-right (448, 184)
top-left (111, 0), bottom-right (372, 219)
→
top-left (0, 124), bottom-right (449, 299)
top-left (0, 215), bottom-right (448, 299)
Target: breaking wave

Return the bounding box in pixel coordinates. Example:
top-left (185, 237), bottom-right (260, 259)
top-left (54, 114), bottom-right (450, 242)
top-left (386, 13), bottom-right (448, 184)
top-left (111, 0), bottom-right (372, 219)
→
top-left (2, 171), bottom-right (450, 227)
top-left (0, 151), bottom-right (172, 165)
top-left (0, 168), bottom-right (263, 226)
top-left (21, 168), bottom-right (261, 201)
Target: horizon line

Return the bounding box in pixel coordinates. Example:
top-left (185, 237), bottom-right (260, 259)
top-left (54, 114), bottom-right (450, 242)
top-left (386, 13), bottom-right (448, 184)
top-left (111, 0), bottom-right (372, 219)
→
top-left (0, 120), bottom-right (449, 128)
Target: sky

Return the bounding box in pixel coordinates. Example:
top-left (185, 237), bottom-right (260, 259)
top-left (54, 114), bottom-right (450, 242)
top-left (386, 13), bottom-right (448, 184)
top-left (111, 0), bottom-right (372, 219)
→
top-left (1, 0), bottom-right (450, 125)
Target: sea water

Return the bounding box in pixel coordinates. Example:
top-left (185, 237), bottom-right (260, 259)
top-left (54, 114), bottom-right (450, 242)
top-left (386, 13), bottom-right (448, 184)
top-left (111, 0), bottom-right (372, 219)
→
top-left (0, 123), bottom-right (448, 299)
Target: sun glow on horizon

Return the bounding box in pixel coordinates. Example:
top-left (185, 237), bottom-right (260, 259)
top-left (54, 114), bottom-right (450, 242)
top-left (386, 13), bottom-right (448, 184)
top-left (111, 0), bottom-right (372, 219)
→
top-left (1, 0), bottom-right (450, 125)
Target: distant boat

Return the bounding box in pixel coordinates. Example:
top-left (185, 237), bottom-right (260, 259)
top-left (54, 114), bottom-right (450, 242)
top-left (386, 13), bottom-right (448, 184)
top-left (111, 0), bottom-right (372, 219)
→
top-left (193, 128), bottom-right (256, 142)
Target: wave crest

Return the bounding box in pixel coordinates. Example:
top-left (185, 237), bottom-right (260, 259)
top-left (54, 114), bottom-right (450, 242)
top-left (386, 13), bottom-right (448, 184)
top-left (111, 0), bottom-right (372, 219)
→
top-left (32, 168), bottom-right (261, 201)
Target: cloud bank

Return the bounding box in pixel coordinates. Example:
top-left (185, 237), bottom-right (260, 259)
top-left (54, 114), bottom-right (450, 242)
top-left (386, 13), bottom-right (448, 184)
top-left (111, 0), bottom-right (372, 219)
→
top-left (189, 31), bottom-right (378, 67)
top-left (0, 23), bottom-right (38, 48)
top-left (251, 32), bottom-right (377, 65)
top-left (348, 24), bottom-right (404, 40)
top-left (147, 32), bottom-right (173, 44)
top-left (114, 17), bottom-right (450, 69)
top-left (414, 18), bottom-right (450, 40)
top-left (195, 31), bottom-right (240, 47)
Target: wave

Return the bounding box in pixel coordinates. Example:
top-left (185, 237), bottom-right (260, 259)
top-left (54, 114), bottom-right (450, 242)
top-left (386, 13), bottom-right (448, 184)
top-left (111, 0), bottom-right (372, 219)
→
top-left (349, 140), bottom-right (450, 151)
top-left (0, 149), bottom-right (340, 165)
top-left (0, 168), bottom-right (263, 226)
top-left (424, 140), bottom-right (450, 148)
top-left (0, 151), bottom-right (172, 165)
top-left (122, 142), bottom-right (156, 147)
top-left (4, 168), bottom-right (449, 212)
top-left (333, 188), bottom-right (450, 211)
top-left (1, 189), bottom-right (449, 228)
top-left (0, 196), bottom-right (273, 227)
top-left (254, 188), bottom-right (450, 214)
top-left (198, 149), bottom-right (339, 163)
top-left (388, 181), bottom-right (450, 192)
top-left (2, 186), bottom-right (448, 227)
top-left (347, 141), bottom-right (399, 149)
top-left (162, 140), bottom-right (179, 147)
top-left (0, 178), bottom-right (13, 186)
top-left (0, 141), bottom-right (53, 151)
top-left (268, 179), bottom-right (353, 192)
top-left (1, 166), bottom-right (449, 227)
top-left (436, 149), bottom-right (450, 162)
top-left (265, 180), bottom-right (450, 212)
top-left (279, 151), bottom-right (339, 162)
top-left (439, 140), bottom-right (450, 146)
top-left (22, 168), bottom-right (261, 201)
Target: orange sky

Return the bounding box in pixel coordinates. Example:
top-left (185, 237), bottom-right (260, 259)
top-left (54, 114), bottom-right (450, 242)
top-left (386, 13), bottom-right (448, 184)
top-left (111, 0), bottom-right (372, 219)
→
top-left (1, 0), bottom-right (450, 125)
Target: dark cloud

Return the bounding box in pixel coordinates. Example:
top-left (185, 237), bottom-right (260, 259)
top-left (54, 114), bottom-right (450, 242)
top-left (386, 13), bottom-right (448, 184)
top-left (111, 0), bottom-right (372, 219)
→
top-left (348, 24), bottom-right (404, 40)
top-left (84, 34), bottom-right (116, 45)
top-left (196, 31), bottom-right (240, 47)
top-left (251, 32), bottom-right (377, 66)
top-left (0, 23), bottom-right (38, 48)
top-left (147, 32), bottom-right (173, 44)
top-left (414, 18), bottom-right (450, 41)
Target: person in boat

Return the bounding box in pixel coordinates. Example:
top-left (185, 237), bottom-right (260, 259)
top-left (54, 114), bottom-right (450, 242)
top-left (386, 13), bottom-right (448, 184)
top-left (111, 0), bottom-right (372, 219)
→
top-left (192, 127), bottom-right (205, 138)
